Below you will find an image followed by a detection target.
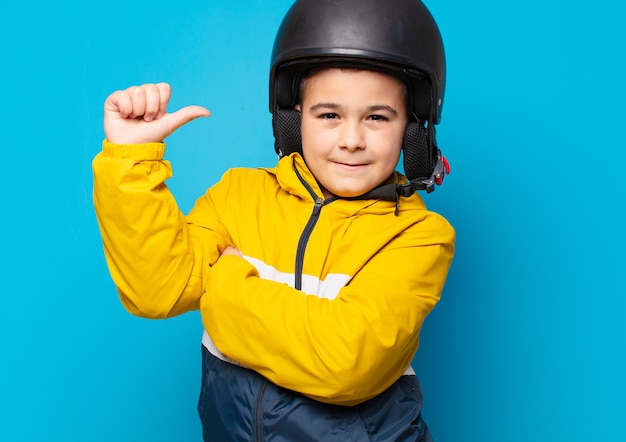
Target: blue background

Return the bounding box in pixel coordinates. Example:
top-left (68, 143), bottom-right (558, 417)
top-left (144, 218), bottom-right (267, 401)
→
top-left (1, 0), bottom-right (624, 440)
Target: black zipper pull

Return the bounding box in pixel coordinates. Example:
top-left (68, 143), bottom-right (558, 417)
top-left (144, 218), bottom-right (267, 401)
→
top-left (313, 197), bottom-right (324, 216)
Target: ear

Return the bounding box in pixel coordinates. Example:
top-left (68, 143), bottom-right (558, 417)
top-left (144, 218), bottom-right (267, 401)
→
top-left (294, 104), bottom-right (301, 112)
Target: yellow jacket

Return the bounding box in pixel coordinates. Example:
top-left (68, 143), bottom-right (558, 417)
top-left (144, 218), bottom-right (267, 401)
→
top-left (93, 140), bottom-right (455, 406)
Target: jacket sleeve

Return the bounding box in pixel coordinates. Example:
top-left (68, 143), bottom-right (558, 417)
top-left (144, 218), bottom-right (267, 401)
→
top-left (201, 215), bottom-right (455, 406)
top-left (92, 140), bottom-right (228, 319)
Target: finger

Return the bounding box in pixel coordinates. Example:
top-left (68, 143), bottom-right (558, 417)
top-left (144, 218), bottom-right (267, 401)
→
top-left (155, 82), bottom-right (171, 120)
top-left (220, 246), bottom-right (242, 257)
top-left (126, 86), bottom-right (146, 119)
top-left (105, 89), bottom-right (132, 118)
top-left (142, 84), bottom-right (162, 122)
top-left (164, 105), bottom-right (211, 135)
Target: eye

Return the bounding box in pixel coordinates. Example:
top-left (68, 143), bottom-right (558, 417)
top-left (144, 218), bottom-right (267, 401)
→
top-left (368, 114), bottom-right (389, 122)
top-left (320, 112), bottom-right (339, 120)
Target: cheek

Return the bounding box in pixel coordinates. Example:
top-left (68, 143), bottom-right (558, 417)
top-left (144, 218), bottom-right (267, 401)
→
top-left (301, 132), bottom-right (322, 166)
top-left (299, 119), bottom-right (314, 149)
top-left (375, 130), bottom-right (404, 156)
top-left (383, 150), bottom-right (402, 174)
top-left (301, 125), bottom-right (333, 157)
top-left (376, 133), bottom-right (404, 172)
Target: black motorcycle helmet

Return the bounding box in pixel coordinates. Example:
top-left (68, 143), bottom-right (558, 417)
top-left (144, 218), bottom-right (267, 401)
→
top-left (270, 0), bottom-right (448, 193)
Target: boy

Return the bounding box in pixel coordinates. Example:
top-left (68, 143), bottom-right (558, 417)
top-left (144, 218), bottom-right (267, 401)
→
top-left (93, 0), bottom-right (454, 440)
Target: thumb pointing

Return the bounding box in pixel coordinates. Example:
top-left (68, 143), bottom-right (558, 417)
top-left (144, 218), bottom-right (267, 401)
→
top-left (165, 105), bottom-right (211, 134)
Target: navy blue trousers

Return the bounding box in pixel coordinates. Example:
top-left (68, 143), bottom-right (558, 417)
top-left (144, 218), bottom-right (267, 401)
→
top-left (198, 346), bottom-right (434, 441)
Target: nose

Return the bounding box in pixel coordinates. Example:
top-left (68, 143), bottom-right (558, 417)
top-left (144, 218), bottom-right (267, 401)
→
top-left (339, 120), bottom-right (365, 151)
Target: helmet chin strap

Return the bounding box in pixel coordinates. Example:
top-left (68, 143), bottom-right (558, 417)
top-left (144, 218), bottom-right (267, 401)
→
top-left (352, 151), bottom-right (448, 214)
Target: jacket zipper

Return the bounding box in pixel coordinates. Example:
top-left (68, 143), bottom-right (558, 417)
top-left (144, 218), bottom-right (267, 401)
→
top-left (294, 197), bottom-right (324, 290)
top-left (254, 380), bottom-right (268, 442)
top-left (291, 159), bottom-right (338, 291)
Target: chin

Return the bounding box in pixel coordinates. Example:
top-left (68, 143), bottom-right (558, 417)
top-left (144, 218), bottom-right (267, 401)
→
top-left (331, 189), bottom-right (367, 198)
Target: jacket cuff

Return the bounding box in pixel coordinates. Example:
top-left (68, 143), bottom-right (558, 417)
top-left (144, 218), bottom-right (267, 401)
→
top-left (102, 139), bottom-right (165, 160)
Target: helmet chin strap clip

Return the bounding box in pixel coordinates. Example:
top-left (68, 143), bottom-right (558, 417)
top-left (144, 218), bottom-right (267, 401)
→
top-left (389, 154), bottom-right (447, 214)
top-left (408, 150), bottom-right (450, 194)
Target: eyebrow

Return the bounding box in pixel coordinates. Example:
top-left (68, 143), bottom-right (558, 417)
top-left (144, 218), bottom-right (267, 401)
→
top-left (308, 102), bottom-right (399, 116)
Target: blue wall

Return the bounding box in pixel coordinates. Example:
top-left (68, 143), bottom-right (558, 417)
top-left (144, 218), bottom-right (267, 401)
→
top-left (1, 1), bottom-right (624, 440)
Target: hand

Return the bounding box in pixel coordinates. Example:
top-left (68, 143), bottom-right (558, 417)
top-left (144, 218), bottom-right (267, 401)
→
top-left (104, 82), bottom-right (211, 144)
top-left (220, 246), bottom-right (242, 258)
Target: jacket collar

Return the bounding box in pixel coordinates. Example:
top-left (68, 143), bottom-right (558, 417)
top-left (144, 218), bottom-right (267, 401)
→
top-left (270, 152), bottom-right (426, 214)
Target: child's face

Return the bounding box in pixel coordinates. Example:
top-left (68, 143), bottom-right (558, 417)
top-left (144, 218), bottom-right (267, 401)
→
top-left (297, 68), bottom-right (407, 199)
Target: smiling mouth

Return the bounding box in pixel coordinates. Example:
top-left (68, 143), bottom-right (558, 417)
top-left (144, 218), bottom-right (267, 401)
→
top-left (334, 161), bottom-right (368, 167)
